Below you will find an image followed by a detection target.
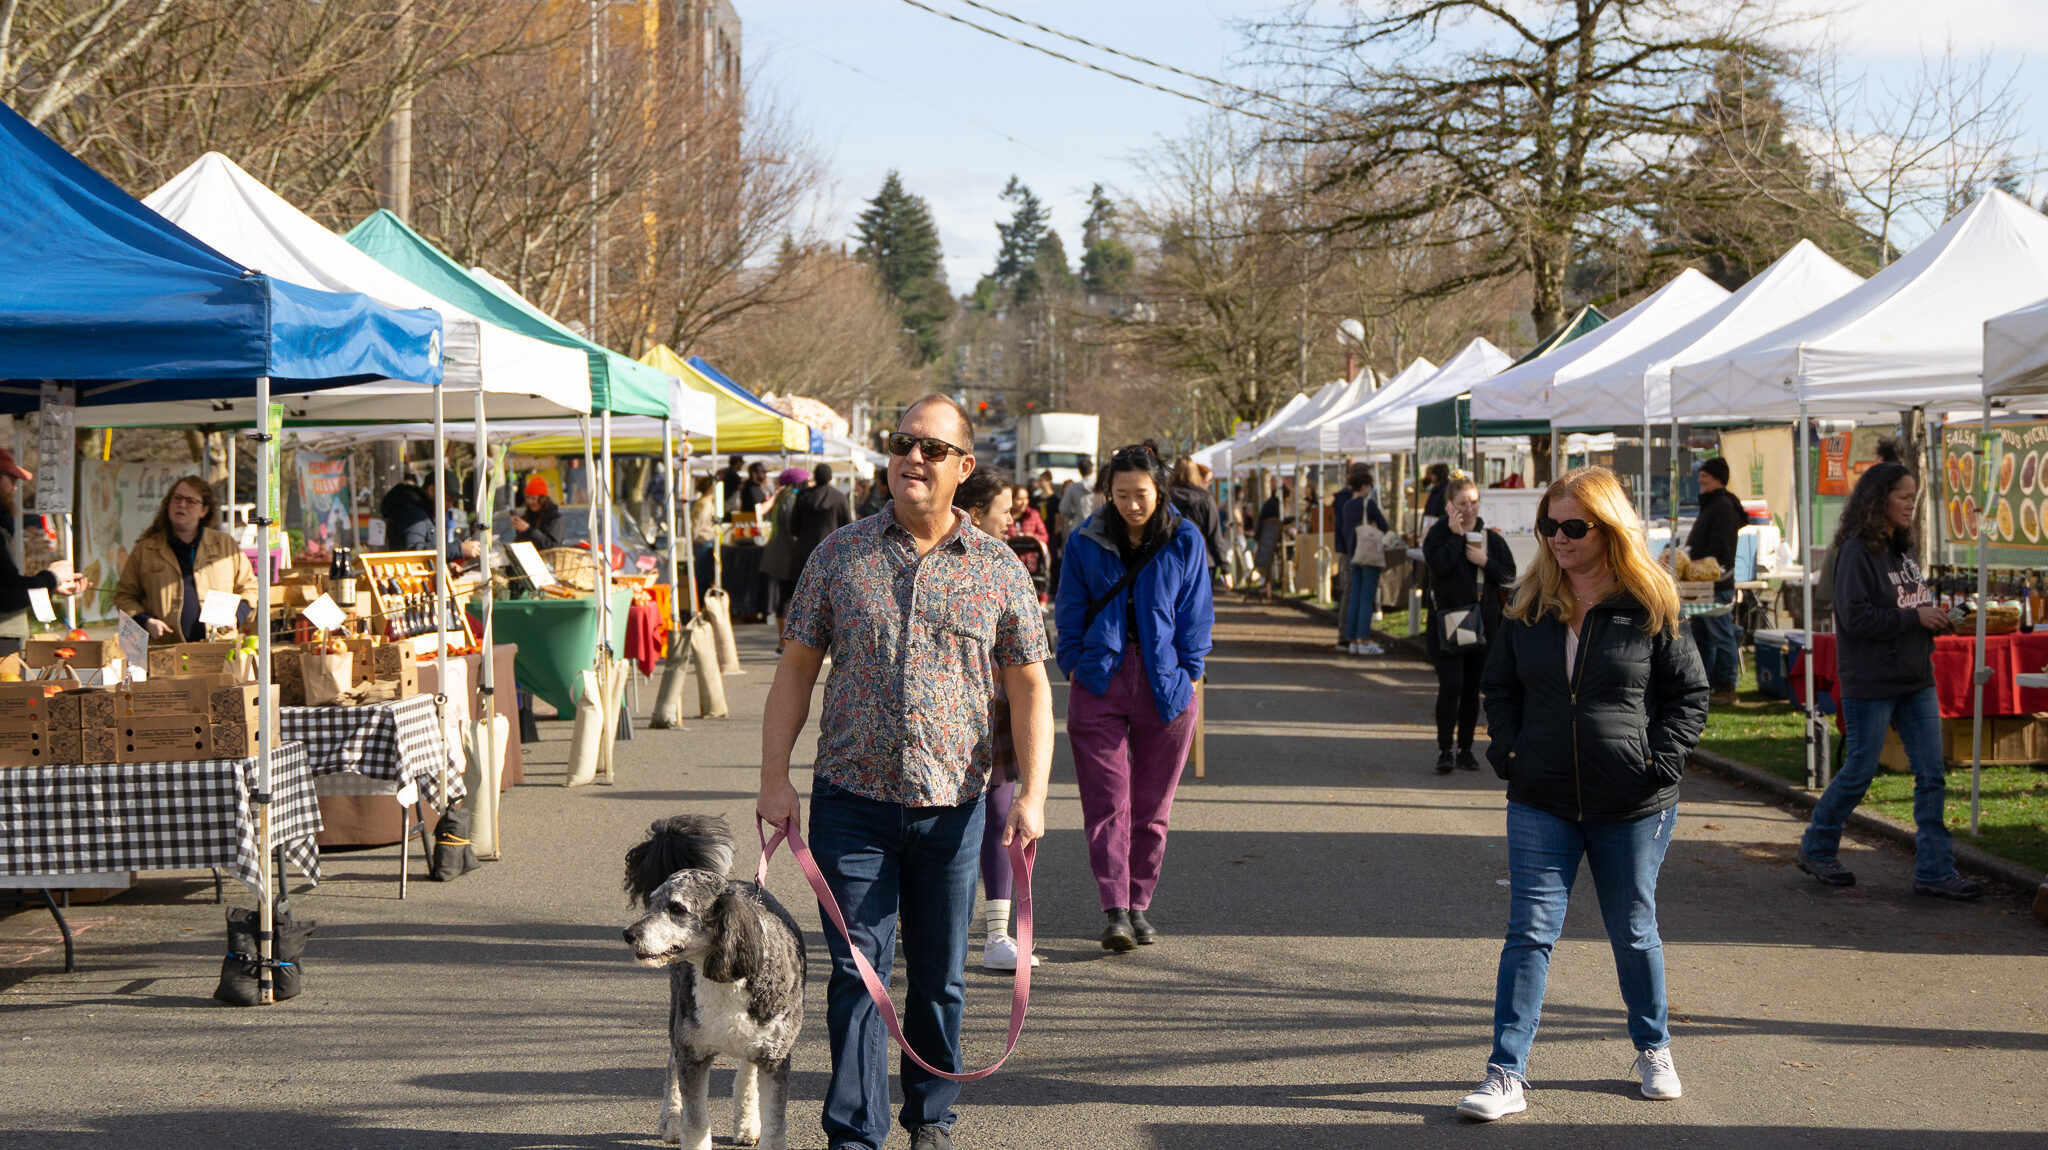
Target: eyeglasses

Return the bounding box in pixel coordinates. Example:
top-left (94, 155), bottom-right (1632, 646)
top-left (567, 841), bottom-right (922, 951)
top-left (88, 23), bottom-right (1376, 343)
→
top-left (1111, 444), bottom-right (1156, 465)
top-left (1536, 516), bottom-right (1596, 540)
top-left (886, 432), bottom-right (969, 463)
top-left (169, 493), bottom-right (207, 509)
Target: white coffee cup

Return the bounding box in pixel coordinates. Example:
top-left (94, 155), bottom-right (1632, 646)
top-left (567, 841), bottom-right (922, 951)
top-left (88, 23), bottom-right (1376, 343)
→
top-left (1466, 531), bottom-right (1484, 546)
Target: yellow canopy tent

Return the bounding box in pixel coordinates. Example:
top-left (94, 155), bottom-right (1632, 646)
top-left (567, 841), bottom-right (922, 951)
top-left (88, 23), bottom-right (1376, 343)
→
top-left (644, 344), bottom-right (809, 452)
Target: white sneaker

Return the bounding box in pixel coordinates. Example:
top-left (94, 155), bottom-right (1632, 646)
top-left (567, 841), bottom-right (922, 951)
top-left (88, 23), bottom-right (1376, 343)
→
top-left (981, 933), bottom-right (1040, 971)
top-left (1360, 641), bottom-right (1385, 656)
top-left (1633, 1047), bottom-right (1681, 1099)
top-left (1456, 1064), bottom-right (1527, 1121)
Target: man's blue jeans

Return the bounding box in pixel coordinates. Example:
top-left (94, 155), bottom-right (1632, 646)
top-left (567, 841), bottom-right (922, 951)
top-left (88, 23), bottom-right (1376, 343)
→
top-left (1690, 588), bottom-right (1740, 690)
top-left (1491, 802), bottom-right (1675, 1079)
top-left (809, 779), bottom-right (984, 1149)
top-left (1342, 563), bottom-right (1382, 642)
top-left (1801, 684), bottom-right (1957, 883)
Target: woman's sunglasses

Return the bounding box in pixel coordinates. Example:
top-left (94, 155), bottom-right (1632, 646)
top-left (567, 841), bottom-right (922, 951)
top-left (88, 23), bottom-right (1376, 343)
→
top-left (1536, 516), bottom-right (1596, 540)
top-left (1111, 443), bottom-right (1156, 465)
top-left (886, 432), bottom-right (969, 463)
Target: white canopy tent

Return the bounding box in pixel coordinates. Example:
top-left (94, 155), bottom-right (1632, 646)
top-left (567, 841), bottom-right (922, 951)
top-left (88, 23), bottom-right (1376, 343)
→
top-left (1315, 356), bottom-right (1434, 443)
top-left (1692, 190), bottom-right (2048, 420)
top-left (1982, 294), bottom-right (2048, 400)
top-left (1471, 268), bottom-right (1730, 424)
top-left (1237, 393), bottom-right (1310, 470)
top-left (1552, 247), bottom-right (1864, 429)
top-left (1250, 378), bottom-right (1346, 457)
top-left (1338, 338), bottom-right (1513, 454)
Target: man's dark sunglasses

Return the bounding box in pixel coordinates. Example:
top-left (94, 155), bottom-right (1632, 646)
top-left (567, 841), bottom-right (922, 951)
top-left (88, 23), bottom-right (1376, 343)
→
top-left (1536, 516), bottom-right (1596, 540)
top-left (886, 432), bottom-right (969, 463)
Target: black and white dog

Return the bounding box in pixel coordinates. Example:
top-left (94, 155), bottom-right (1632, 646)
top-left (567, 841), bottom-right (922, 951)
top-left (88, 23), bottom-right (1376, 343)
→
top-left (622, 815), bottom-right (805, 1150)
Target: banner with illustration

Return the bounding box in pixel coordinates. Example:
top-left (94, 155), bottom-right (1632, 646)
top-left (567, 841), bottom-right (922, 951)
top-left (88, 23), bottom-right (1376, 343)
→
top-left (296, 454), bottom-right (355, 559)
top-left (1940, 419), bottom-right (2048, 566)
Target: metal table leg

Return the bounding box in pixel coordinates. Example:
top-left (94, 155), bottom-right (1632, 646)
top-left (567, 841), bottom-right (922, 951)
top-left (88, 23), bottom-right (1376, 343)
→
top-left (36, 888), bottom-right (73, 973)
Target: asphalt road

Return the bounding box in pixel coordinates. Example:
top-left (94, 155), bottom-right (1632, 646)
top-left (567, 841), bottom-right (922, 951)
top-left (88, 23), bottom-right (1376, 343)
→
top-left (3, 600), bottom-right (2044, 1148)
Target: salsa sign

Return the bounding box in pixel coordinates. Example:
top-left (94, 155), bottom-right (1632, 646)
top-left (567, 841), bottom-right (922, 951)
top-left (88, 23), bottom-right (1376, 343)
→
top-left (1940, 420), bottom-right (2048, 563)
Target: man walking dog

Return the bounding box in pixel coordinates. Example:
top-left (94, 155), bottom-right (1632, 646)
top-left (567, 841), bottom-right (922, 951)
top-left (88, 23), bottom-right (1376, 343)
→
top-left (759, 394), bottom-right (1054, 1150)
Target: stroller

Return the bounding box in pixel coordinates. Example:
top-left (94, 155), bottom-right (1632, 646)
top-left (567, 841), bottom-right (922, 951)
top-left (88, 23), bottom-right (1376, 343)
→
top-left (1008, 536), bottom-right (1052, 603)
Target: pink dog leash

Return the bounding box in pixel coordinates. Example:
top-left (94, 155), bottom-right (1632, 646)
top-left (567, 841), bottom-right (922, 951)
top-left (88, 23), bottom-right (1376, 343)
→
top-left (756, 814), bottom-right (1034, 1081)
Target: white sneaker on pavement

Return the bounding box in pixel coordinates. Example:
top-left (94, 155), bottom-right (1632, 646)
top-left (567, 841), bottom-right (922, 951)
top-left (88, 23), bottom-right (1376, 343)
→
top-left (1360, 641), bottom-right (1385, 655)
top-left (981, 933), bottom-right (1039, 971)
top-left (1456, 1064), bottom-right (1527, 1121)
top-left (1634, 1047), bottom-right (1682, 1099)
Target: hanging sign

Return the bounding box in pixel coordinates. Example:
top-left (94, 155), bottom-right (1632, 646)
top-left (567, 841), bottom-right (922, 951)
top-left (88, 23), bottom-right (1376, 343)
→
top-left (34, 383), bottom-right (74, 514)
top-left (265, 403), bottom-right (287, 564)
top-left (1941, 420), bottom-right (2048, 564)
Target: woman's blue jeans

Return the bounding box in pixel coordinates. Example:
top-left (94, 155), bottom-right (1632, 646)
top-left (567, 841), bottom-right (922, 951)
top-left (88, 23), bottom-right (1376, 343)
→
top-left (808, 779), bottom-right (984, 1149)
top-left (1490, 802), bottom-right (1675, 1079)
top-left (1342, 563), bottom-right (1382, 642)
top-left (1801, 684), bottom-right (1957, 883)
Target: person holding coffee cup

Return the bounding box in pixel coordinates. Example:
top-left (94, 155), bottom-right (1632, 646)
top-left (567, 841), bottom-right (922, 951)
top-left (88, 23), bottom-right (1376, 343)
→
top-left (1423, 474), bottom-right (1516, 774)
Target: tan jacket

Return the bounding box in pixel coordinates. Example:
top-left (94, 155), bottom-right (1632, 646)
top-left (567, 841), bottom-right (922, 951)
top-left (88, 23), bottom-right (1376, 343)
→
top-left (113, 528), bottom-right (258, 641)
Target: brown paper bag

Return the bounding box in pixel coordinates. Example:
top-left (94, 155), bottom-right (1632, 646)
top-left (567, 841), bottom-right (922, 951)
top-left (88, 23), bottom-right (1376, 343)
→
top-left (299, 651), bottom-right (353, 706)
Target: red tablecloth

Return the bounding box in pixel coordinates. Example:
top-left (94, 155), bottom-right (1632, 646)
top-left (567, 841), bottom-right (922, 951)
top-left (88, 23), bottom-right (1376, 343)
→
top-left (1794, 631), bottom-right (2048, 718)
top-left (625, 599), bottom-right (667, 676)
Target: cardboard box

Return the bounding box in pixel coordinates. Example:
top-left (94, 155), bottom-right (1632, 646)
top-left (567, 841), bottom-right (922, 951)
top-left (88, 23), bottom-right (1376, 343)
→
top-left (211, 719), bottom-right (255, 758)
top-left (114, 714), bottom-right (213, 763)
top-left (147, 641), bottom-right (239, 679)
top-left (0, 718), bottom-right (50, 767)
top-left (373, 644), bottom-right (420, 697)
top-left (118, 674), bottom-right (256, 727)
top-left (45, 688), bottom-right (116, 730)
top-left (0, 680), bottom-right (63, 723)
top-left (47, 724), bottom-right (116, 765)
top-left (271, 646), bottom-right (305, 706)
top-left (25, 635), bottom-right (119, 669)
top-left (1884, 715), bottom-right (2048, 770)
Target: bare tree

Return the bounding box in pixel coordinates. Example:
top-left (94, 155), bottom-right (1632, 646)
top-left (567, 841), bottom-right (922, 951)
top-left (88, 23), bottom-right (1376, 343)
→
top-left (0, 0), bottom-right (177, 125)
top-left (696, 244), bottom-right (919, 412)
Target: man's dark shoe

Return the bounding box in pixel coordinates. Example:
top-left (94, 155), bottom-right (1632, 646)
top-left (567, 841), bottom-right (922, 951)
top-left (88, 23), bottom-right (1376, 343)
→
top-left (1102, 908), bottom-right (1136, 952)
top-left (1435, 749), bottom-right (1455, 774)
top-left (910, 1127), bottom-right (954, 1150)
top-left (1130, 908), bottom-right (1158, 944)
top-left (1914, 874), bottom-right (1985, 901)
top-left (1456, 747), bottom-right (1480, 771)
top-left (1797, 852), bottom-right (1855, 887)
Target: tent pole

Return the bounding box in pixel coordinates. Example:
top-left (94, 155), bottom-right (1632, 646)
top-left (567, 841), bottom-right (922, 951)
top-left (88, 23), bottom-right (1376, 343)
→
top-left (253, 377), bottom-right (275, 1006)
top-left (1641, 423), bottom-right (1652, 541)
top-left (1799, 398), bottom-right (1817, 791)
top-left (1971, 394), bottom-right (1989, 836)
top-left (1671, 415), bottom-right (1681, 540)
top-left (473, 386), bottom-right (499, 859)
top-left (711, 429), bottom-right (721, 592)
top-left (664, 418), bottom-right (682, 633)
top-left (433, 383), bottom-right (450, 816)
top-left (10, 419), bottom-right (22, 576)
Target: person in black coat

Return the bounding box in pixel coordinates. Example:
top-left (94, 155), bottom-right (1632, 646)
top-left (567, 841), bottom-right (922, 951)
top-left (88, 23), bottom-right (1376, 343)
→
top-left (1684, 456), bottom-right (1745, 702)
top-left (1167, 457), bottom-right (1225, 578)
top-left (1423, 475), bottom-right (1517, 772)
top-left (788, 463), bottom-right (854, 579)
top-left (1458, 466), bottom-right (1707, 1122)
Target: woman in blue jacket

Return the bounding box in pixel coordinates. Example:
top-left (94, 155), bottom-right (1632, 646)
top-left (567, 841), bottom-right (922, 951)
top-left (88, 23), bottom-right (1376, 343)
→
top-left (1055, 444), bottom-right (1215, 952)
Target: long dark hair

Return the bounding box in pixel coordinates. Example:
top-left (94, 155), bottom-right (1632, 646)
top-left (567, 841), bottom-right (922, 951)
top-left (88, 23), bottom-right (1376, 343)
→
top-left (1102, 444), bottom-right (1175, 560)
top-left (1834, 448), bottom-right (1915, 557)
top-left (141, 475), bottom-right (218, 541)
top-left (952, 468), bottom-right (1008, 517)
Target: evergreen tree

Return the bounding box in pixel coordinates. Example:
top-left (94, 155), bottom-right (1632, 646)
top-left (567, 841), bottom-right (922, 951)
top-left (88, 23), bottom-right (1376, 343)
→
top-left (1080, 184), bottom-right (1134, 295)
top-left (854, 171), bottom-right (953, 364)
top-left (1035, 229), bottom-right (1076, 297)
top-left (993, 175), bottom-right (1049, 302)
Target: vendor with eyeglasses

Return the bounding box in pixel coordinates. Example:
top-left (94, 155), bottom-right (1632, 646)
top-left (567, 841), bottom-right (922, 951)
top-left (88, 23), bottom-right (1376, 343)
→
top-left (113, 475), bottom-right (257, 642)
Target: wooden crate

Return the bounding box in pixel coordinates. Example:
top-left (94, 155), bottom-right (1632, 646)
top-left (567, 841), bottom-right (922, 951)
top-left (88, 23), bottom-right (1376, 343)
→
top-left (1883, 714), bottom-right (2048, 770)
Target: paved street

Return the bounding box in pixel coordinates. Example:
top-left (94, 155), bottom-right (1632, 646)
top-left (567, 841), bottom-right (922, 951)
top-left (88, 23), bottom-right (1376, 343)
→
top-left (4, 600), bottom-right (2045, 1148)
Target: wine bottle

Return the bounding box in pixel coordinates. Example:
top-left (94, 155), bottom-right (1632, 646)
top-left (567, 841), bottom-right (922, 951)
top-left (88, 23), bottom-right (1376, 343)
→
top-left (331, 547), bottom-right (357, 613)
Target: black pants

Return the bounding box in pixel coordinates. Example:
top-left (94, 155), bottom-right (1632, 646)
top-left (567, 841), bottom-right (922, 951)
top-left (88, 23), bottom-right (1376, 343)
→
top-left (1434, 646), bottom-right (1488, 751)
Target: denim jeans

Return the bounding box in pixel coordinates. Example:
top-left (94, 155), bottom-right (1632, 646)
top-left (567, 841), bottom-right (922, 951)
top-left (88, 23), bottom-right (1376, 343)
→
top-left (1491, 801), bottom-right (1676, 1080)
top-left (1342, 564), bottom-right (1382, 642)
top-left (1801, 684), bottom-right (1956, 883)
top-left (1689, 588), bottom-right (1740, 690)
top-left (809, 779), bottom-right (984, 1149)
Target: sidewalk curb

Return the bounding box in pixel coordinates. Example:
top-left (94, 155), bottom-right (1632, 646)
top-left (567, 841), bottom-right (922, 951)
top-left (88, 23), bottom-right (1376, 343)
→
top-left (1687, 747), bottom-right (2046, 895)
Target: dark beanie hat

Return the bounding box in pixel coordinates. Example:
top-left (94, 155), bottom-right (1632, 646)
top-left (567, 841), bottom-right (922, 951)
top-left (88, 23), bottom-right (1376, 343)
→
top-left (1699, 457), bottom-right (1731, 485)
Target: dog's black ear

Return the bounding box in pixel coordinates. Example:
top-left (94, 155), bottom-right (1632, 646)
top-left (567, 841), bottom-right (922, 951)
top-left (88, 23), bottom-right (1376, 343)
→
top-left (701, 888), bottom-right (764, 984)
top-left (622, 837), bottom-right (666, 908)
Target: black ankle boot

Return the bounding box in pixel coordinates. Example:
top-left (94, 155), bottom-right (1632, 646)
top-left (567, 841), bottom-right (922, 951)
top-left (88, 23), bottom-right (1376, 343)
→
top-left (1101, 908), bottom-right (1136, 952)
top-left (1435, 749), bottom-right (1455, 774)
top-left (1129, 908), bottom-right (1158, 944)
top-left (1457, 747), bottom-right (1479, 771)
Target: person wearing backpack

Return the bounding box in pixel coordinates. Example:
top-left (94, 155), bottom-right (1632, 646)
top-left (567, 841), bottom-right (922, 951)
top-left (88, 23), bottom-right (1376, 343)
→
top-left (1337, 463), bottom-right (1392, 655)
top-left (1054, 444), bottom-right (1215, 952)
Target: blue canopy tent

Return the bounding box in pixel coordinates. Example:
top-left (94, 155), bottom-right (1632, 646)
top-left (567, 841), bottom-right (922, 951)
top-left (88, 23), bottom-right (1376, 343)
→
top-left (687, 356), bottom-right (827, 454)
top-left (0, 100), bottom-right (442, 1002)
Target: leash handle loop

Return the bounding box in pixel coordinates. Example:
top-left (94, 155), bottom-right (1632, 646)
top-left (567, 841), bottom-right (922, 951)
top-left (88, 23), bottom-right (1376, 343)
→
top-left (757, 813), bottom-right (1032, 1082)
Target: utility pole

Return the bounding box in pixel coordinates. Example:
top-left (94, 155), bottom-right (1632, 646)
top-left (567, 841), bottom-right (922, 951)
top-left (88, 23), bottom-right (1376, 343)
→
top-left (376, 0), bottom-right (414, 223)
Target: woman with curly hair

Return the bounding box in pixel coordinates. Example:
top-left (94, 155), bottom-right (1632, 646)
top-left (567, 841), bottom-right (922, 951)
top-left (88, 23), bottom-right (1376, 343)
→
top-left (1795, 454), bottom-right (1981, 901)
top-left (1461, 466), bottom-right (1707, 1120)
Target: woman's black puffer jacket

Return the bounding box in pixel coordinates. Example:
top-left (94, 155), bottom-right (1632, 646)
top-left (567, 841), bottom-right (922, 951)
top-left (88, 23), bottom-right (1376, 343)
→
top-left (1480, 594), bottom-right (1709, 822)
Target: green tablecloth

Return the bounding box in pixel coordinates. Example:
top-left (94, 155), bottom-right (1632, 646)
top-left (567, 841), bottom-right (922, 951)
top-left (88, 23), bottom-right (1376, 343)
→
top-left (474, 590), bottom-right (631, 715)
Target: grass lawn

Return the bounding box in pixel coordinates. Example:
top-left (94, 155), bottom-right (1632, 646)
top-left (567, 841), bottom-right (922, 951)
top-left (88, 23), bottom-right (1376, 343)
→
top-left (1701, 668), bottom-right (2048, 877)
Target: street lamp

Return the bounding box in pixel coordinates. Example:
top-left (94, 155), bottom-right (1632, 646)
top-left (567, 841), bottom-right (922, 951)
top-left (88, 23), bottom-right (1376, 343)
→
top-left (1337, 319), bottom-right (1366, 384)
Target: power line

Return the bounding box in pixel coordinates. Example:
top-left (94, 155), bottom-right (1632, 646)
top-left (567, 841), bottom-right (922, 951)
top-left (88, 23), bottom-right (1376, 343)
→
top-left (947, 0), bottom-right (1321, 115)
top-left (893, 0), bottom-right (1295, 127)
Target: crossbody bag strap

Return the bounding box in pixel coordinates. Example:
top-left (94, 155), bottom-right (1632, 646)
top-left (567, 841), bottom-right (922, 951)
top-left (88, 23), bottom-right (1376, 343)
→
top-left (1083, 542), bottom-right (1166, 633)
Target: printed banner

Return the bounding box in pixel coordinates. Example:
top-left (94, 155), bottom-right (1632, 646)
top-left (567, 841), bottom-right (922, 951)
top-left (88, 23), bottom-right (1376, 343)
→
top-left (1940, 420), bottom-right (2048, 565)
top-left (295, 454), bottom-right (355, 559)
top-left (34, 383), bottom-right (74, 515)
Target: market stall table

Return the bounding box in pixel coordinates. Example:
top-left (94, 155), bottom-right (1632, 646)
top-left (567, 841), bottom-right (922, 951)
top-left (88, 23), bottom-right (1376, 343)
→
top-left (475, 590), bottom-right (630, 716)
top-left (1793, 631), bottom-right (2048, 718)
top-left (282, 694), bottom-right (459, 854)
top-left (626, 597), bottom-right (668, 676)
top-left (719, 544), bottom-right (768, 620)
top-left (0, 743), bottom-right (319, 970)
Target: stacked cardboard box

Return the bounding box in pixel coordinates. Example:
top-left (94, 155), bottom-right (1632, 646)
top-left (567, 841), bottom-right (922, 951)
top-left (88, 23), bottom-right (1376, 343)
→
top-left (0, 681), bottom-right (64, 766)
top-left (45, 686), bottom-right (119, 764)
top-left (118, 674), bottom-right (259, 760)
top-left (147, 641), bottom-right (238, 679)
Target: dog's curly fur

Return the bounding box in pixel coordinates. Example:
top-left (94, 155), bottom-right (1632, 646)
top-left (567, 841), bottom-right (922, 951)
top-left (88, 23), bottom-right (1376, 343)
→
top-left (622, 815), bottom-right (804, 1150)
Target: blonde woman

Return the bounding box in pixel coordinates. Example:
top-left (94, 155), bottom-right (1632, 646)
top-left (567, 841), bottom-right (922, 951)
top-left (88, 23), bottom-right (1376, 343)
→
top-left (1459, 467), bottom-right (1708, 1121)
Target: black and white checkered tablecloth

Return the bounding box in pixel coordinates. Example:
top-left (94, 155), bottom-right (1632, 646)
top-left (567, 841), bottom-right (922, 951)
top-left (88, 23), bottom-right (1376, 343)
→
top-left (0, 742), bottom-right (321, 897)
top-left (280, 694), bottom-right (461, 810)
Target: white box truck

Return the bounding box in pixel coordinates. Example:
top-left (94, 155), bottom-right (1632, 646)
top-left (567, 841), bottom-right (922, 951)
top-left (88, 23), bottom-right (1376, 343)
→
top-left (1016, 412), bottom-right (1099, 488)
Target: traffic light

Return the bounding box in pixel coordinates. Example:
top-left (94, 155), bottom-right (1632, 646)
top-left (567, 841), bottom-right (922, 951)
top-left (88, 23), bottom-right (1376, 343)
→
top-left (978, 401), bottom-right (988, 413)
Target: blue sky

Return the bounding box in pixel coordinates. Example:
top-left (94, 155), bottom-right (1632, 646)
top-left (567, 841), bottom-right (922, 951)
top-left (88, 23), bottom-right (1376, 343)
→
top-left (745, 1), bottom-right (2048, 293)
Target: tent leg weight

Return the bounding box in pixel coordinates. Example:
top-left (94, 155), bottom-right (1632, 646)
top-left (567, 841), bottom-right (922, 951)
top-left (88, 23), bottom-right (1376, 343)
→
top-left (650, 649), bottom-right (690, 728)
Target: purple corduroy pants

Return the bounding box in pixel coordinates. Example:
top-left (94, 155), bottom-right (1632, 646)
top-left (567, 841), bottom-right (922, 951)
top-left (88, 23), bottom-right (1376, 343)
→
top-left (1067, 645), bottom-right (1199, 912)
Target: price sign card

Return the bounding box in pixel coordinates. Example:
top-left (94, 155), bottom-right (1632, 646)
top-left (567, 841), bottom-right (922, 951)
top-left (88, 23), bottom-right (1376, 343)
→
top-left (26, 587), bottom-right (53, 623)
top-left (200, 589), bottom-right (242, 629)
top-left (118, 612), bottom-right (149, 679)
top-left (508, 541), bottom-right (556, 588)
top-left (300, 593), bottom-right (346, 632)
